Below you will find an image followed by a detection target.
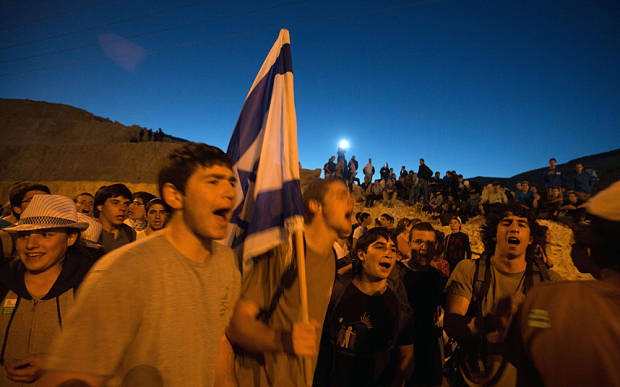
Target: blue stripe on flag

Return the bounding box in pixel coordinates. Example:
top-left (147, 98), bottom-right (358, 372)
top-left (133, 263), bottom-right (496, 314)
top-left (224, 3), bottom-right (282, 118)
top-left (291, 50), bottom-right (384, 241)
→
top-left (231, 180), bottom-right (303, 249)
top-left (226, 44), bottom-right (292, 162)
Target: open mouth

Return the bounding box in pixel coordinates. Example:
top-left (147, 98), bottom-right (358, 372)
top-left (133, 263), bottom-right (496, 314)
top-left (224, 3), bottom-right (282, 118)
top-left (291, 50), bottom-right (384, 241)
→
top-left (25, 252), bottom-right (44, 260)
top-left (508, 237), bottom-right (520, 245)
top-left (213, 208), bottom-right (231, 224)
top-left (379, 262), bottom-right (391, 269)
top-left (81, 209), bottom-right (90, 214)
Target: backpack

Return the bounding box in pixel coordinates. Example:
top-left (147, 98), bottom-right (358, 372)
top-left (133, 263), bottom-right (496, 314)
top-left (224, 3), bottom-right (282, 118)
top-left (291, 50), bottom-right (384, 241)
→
top-left (468, 250), bottom-right (550, 317)
top-left (452, 251), bottom-right (551, 380)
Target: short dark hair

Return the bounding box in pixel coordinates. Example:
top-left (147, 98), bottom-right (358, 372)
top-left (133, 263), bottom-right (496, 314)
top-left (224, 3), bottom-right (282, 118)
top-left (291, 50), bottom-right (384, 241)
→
top-left (9, 181), bottom-right (50, 208)
top-left (303, 178), bottom-right (342, 224)
top-left (409, 222), bottom-right (437, 242)
top-left (145, 198), bottom-right (165, 213)
top-left (481, 203), bottom-right (544, 256)
top-left (492, 181), bottom-right (501, 187)
top-left (395, 217), bottom-right (412, 235)
top-left (380, 213), bottom-right (394, 224)
top-left (73, 192), bottom-right (94, 203)
top-left (132, 191), bottom-right (156, 206)
top-left (359, 212), bottom-right (371, 223)
top-left (549, 158), bottom-right (556, 162)
top-left (158, 142), bottom-right (233, 212)
top-left (94, 184), bottom-right (132, 217)
top-left (353, 227), bottom-right (397, 276)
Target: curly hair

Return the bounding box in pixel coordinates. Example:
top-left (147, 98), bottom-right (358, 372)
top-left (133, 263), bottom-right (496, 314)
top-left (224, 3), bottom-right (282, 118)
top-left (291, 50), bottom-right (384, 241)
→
top-left (481, 203), bottom-right (545, 258)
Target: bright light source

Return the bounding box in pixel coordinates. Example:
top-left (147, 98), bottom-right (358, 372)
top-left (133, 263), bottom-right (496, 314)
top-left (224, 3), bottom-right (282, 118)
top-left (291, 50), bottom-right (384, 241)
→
top-left (339, 140), bottom-right (349, 149)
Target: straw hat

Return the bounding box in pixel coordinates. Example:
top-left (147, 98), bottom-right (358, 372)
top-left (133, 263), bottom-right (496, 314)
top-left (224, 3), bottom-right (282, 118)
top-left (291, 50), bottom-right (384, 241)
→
top-left (4, 195), bottom-right (89, 232)
top-left (77, 213), bottom-right (103, 249)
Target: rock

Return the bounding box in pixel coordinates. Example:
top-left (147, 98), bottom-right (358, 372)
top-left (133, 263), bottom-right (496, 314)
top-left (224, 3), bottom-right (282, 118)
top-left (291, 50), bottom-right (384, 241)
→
top-left (353, 198), bottom-right (591, 281)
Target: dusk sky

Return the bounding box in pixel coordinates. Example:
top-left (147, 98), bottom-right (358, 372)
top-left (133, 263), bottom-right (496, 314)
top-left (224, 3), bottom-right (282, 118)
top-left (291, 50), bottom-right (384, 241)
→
top-left (2, 0), bottom-right (619, 179)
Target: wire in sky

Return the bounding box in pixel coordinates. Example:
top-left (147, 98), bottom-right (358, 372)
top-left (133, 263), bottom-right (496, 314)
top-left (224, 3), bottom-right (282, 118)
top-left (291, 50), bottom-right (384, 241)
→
top-left (0, 0), bottom-right (117, 32)
top-left (0, 0), bottom-right (222, 51)
top-left (0, 0), bottom-right (313, 64)
top-left (0, 0), bottom-right (444, 78)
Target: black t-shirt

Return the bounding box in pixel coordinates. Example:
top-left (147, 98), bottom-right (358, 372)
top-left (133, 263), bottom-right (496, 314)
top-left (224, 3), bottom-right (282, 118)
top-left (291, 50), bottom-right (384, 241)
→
top-left (402, 266), bottom-right (445, 341)
top-left (445, 232), bottom-right (471, 272)
top-left (325, 283), bottom-right (414, 387)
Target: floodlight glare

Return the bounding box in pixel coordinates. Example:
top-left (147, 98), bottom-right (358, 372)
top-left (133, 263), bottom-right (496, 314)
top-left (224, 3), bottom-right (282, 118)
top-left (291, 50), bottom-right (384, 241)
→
top-left (339, 140), bottom-right (349, 149)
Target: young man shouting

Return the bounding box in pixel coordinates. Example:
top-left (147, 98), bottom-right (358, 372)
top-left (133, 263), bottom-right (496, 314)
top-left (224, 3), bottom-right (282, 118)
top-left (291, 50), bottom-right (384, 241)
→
top-left (229, 178), bottom-right (354, 386)
top-left (314, 227), bottom-right (414, 387)
top-left (444, 204), bottom-right (560, 387)
top-left (41, 143), bottom-right (242, 387)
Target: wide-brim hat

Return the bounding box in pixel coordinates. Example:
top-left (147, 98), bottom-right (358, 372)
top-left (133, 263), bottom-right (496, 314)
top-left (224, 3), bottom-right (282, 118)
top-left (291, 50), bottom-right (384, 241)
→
top-left (4, 194), bottom-right (89, 233)
top-left (76, 213), bottom-right (103, 249)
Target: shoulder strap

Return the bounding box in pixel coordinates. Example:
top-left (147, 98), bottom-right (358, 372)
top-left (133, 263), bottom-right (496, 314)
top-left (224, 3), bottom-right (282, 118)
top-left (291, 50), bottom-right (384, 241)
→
top-left (471, 254), bottom-right (491, 303)
top-left (0, 231), bottom-right (13, 261)
top-left (524, 249), bottom-right (551, 293)
top-left (257, 240), bottom-right (337, 324)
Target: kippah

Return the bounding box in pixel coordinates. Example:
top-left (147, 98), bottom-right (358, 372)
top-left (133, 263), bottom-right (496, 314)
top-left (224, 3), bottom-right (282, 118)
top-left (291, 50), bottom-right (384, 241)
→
top-left (587, 181), bottom-right (620, 222)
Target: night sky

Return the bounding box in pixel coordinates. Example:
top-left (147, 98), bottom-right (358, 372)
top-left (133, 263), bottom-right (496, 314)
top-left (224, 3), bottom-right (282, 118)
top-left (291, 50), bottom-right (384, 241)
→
top-left (2, 0), bottom-right (619, 178)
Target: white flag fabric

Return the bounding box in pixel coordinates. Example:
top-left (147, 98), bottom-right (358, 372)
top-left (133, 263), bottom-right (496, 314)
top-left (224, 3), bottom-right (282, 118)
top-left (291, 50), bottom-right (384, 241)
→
top-left (224, 29), bottom-right (303, 273)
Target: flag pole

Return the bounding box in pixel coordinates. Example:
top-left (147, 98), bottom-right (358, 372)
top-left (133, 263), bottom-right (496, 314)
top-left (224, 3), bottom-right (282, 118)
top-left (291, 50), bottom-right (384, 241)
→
top-left (294, 229), bottom-right (313, 386)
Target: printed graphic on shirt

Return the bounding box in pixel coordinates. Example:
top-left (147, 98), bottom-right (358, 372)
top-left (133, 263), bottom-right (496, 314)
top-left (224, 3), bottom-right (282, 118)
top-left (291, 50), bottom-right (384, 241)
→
top-left (335, 312), bottom-right (374, 355)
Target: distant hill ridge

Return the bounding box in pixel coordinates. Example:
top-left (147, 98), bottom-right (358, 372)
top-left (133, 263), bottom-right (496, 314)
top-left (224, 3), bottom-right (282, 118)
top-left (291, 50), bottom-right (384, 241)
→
top-left (468, 148), bottom-right (620, 195)
top-left (0, 98), bottom-right (617, 199)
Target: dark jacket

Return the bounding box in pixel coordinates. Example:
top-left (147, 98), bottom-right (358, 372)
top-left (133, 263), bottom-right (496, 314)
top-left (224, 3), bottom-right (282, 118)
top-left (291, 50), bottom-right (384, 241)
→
top-left (418, 164), bottom-right (433, 181)
top-left (0, 252), bottom-right (92, 368)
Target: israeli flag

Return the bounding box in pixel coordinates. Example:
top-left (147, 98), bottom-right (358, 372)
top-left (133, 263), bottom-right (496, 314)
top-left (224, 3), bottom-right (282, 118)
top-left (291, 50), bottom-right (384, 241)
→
top-left (225, 29), bottom-right (303, 273)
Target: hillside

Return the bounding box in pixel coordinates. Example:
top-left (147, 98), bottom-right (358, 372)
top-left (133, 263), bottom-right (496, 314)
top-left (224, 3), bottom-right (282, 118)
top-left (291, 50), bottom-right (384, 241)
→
top-left (468, 148), bottom-right (620, 194)
top-left (0, 98), bottom-right (608, 281)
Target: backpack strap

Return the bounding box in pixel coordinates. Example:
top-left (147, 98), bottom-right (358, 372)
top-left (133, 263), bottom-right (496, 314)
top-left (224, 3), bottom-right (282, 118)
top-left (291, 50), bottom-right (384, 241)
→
top-left (469, 253), bottom-right (491, 314)
top-left (0, 231), bottom-right (13, 261)
top-left (257, 238), bottom-right (337, 324)
top-left (524, 248), bottom-right (551, 293)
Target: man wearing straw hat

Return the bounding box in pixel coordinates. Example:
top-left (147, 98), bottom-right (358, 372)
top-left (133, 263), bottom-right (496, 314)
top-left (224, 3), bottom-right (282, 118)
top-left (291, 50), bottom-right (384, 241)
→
top-left (0, 195), bottom-right (92, 385)
top-left (41, 143), bottom-right (242, 387)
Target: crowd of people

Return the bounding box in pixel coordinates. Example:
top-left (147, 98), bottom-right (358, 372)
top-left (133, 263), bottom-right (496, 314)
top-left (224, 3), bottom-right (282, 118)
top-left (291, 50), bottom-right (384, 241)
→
top-left (0, 142), bottom-right (617, 387)
top-left (324, 155), bottom-right (598, 229)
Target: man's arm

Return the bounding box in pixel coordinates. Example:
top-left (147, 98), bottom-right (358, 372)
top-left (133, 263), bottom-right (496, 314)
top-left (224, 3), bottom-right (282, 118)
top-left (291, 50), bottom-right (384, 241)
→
top-left (444, 293), bottom-right (482, 339)
top-left (445, 293), bottom-right (525, 339)
top-left (215, 334), bottom-right (238, 387)
top-left (226, 297), bottom-right (319, 356)
top-left (391, 344), bottom-right (414, 387)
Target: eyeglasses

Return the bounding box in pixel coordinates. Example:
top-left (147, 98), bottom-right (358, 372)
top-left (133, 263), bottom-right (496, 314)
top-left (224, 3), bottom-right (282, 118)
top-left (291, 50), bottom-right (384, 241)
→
top-left (411, 239), bottom-right (435, 248)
